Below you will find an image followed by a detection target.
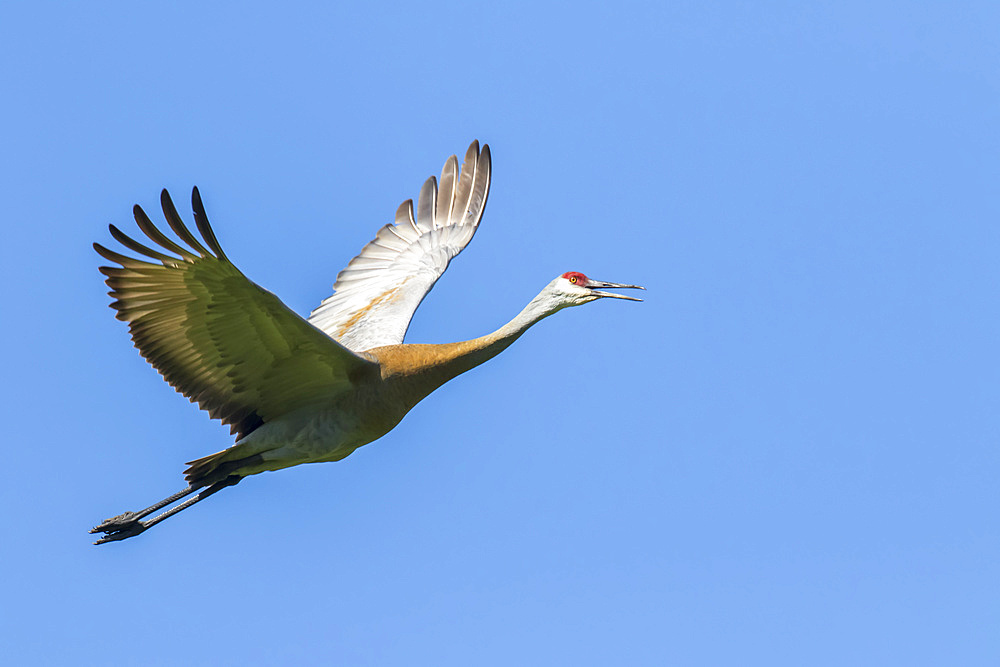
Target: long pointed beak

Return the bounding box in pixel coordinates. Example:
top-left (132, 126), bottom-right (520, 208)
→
top-left (587, 279), bottom-right (645, 301)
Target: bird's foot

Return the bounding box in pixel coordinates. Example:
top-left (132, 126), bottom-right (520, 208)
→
top-left (91, 511), bottom-right (141, 532)
top-left (90, 512), bottom-right (148, 544)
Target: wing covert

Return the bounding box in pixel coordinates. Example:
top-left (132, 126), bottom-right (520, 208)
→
top-left (308, 141), bottom-right (491, 351)
top-left (96, 188), bottom-right (378, 440)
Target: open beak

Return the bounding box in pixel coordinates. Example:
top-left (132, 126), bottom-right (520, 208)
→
top-left (586, 279), bottom-right (645, 301)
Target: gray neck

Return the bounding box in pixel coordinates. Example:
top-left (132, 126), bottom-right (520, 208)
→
top-left (448, 287), bottom-right (566, 376)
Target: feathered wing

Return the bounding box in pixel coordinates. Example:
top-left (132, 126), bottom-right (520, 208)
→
top-left (95, 188), bottom-right (379, 440)
top-left (308, 140), bottom-right (492, 351)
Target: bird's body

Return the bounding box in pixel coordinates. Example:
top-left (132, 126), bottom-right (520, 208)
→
top-left (91, 141), bottom-right (643, 543)
top-left (183, 321), bottom-right (524, 484)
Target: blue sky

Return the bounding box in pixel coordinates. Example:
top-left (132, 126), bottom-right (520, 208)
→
top-left (1, 1), bottom-right (998, 664)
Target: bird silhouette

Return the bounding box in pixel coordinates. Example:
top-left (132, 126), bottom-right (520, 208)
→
top-left (91, 141), bottom-right (644, 544)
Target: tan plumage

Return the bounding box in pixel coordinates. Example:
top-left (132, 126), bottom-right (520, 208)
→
top-left (91, 141), bottom-right (643, 544)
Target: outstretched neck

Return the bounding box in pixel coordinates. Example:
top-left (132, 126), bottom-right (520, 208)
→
top-left (458, 289), bottom-right (565, 370)
top-left (372, 286), bottom-right (567, 394)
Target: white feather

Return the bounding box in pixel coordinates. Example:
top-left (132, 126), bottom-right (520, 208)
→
top-left (308, 141), bottom-right (492, 351)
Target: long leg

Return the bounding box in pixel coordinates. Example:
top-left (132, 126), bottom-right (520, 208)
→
top-left (90, 476), bottom-right (242, 544)
top-left (91, 486), bottom-right (198, 532)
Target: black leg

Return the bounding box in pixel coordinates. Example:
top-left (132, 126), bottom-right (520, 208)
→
top-left (91, 486), bottom-right (198, 534)
top-left (91, 476), bottom-right (241, 544)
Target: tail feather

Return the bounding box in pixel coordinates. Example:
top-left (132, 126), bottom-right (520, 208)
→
top-left (184, 449), bottom-right (264, 487)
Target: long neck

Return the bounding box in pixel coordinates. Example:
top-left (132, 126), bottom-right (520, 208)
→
top-left (372, 287), bottom-right (565, 398)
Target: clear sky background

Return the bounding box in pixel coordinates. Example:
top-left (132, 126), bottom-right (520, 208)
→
top-left (1, 2), bottom-right (997, 665)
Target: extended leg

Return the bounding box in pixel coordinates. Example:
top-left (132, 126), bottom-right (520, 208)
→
top-left (91, 486), bottom-right (198, 534)
top-left (90, 475), bottom-right (242, 545)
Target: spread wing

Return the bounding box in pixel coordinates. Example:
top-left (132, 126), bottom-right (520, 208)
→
top-left (95, 188), bottom-right (378, 440)
top-left (308, 140), bottom-right (491, 351)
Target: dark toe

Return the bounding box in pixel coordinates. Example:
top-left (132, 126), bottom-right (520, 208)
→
top-left (90, 511), bottom-right (142, 534)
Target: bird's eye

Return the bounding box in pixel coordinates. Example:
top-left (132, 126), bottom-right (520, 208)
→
top-left (569, 276), bottom-right (577, 284)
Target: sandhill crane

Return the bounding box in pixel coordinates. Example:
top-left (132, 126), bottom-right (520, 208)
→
top-left (90, 141), bottom-right (643, 544)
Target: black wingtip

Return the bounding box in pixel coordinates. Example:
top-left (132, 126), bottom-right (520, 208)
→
top-left (160, 187), bottom-right (210, 257)
top-left (191, 186), bottom-right (206, 220)
top-left (190, 186), bottom-right (228, 262)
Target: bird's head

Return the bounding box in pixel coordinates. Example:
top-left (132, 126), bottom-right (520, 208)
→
top-left (550, 271), bottom-right (645, 306)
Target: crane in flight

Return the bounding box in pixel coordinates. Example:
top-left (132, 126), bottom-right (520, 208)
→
top-left (90, 141), bottom-right (644, 544)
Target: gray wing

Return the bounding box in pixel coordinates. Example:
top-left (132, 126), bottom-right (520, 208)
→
top-left (95, 188), bottom-right (378, 440)
top-left (307, 141), bottom-right (491, 351)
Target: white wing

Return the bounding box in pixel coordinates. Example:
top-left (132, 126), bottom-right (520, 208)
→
top-left (308, 141), bottom-right (491, 351)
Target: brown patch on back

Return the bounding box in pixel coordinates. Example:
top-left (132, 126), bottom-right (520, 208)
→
top-left (369, 339), bottom-right (485, 378)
